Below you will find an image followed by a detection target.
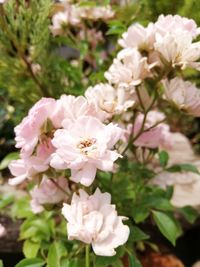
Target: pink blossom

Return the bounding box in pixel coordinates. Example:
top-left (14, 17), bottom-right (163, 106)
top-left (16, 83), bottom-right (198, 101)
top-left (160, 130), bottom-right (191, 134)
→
top-left (133, 111), bottom-right (171, 149)
top-left (50, 116), bottom-right (123, 186)
top-left (80, 6), bottom-right (114, 21)
top-left (62, 188), bottom-right (130, 256)
top-left (154, 32), bottom-right (200, 70)
top-left (15, 98), bottom-right (63, 158)
top-left (163, 78), bottom-right (200, 117)
top-left (30, 176), bottom-right (69, 213)
top-left (155, 14), bottom-right (200, 39)
top-left (105, 48), bottom-right (155, 90)
top-left (9, 141), bottom-right (54, 185)
top-left (118, 23), bottom-right (155, 50)
top-left (85, 83), bottom-right (135, 119)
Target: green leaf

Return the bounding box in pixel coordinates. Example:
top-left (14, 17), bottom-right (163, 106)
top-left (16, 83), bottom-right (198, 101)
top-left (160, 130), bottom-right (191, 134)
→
top-left (0, 152), bottom-right (19, 170)
top-left (132, 206), bottom-right (150, 223)
top-left (131, 226), bottom-right (150, 242)
top-left (15, 258), bottom-right (45, 267)
top-left (159, 151), bottom-right (169, 167)
top-left (11, 197), bottom-right (33, 219)
top-left (152, 211), bottom-right (181, 245)
top-left (23, 240), bottom-right (40, 258)
top-left (0, 195), bottom-right (14, 209)
top-left (0, 260), bottom-right (3, 267)
top-left (47, 241), bottom-right (68, 267)
top-left (128, 254), bottom-right (142, 267)
top-left (167, 164), bottom-right (200, 174)
top-left (178, 206), bottom-right (199, 224)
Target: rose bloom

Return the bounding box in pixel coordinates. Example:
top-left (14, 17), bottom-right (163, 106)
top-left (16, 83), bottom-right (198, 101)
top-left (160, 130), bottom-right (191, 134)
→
top-left (155, 14), bottom-right (200, 39)
top-left (85, 83), bottom-right (135, 119)
top-left (62, 188), bottom-right (130, 256)
top-left (14, 98), bottom-right (64, 158)
top-left (50, 116), bottom-right (123, 186)
top-left (154, 31), bottom-right (200, 70)
top-left (132, 111), bottom-right (171, 149)
top-left (9, 140), bottom-right (55, 185)
top-left (105, 48), bottom-right (155, 90)
top-left (163, 78), bottom-right (200, 117)
top-left (118, 22), bottom-right (155, 50)
top-left (30, 176), bottom-right (69, 213)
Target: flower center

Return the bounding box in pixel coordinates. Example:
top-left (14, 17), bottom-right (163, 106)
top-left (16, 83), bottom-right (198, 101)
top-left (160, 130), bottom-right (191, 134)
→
top-left (77, 138), bottom-right (97, 155)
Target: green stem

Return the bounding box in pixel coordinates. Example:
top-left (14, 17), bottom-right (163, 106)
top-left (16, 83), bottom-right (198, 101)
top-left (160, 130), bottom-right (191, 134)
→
top-left (85, 245), bottom-right (90, 267)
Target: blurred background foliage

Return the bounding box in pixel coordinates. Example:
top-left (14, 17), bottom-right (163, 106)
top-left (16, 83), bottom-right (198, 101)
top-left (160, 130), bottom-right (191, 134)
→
top-left (1, 0), bottom-right (200, 161)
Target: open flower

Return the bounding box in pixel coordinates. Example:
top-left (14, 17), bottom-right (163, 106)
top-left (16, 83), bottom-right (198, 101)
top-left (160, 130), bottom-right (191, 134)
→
top-left (50, 116), bottom-right (123, 186)
top-left (105, 48), bottom-right (155, 90)
top-left (154, 14), bottom-right (200, 39)
top-left (62, 188), bottom-right (130, 256)
top-left (14, 98), bottom-right (63, 158)
top-left (118, 23), bottom-right (155, 50)
top-left (163, 78), bottom-right (200, 117)
top-left (85, 83), bottom-right (135, 119)
top-left (30, 176), bottom-right (69, 213)
top-left (80, 5), bottom-right (114, 21)
top-left (154, 31), bottom-right (200, 70)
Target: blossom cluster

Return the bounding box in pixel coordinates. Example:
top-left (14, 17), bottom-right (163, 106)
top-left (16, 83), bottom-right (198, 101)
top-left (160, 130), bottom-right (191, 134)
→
top-left (9, 14), bottom-right (200, 257)
top-left (50, 1), bottom-right (114, 36)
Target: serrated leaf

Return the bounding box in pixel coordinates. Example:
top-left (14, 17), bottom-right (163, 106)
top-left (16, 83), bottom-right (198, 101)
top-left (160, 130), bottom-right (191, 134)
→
top-left (15, 258), bottom-right (45, 267)
top-left (0, 152), bottom-right (19, 170)
top-left (159, 151), bottom-right (169, 167)
top-left (23, 240), bottom-right (40, 258)
top-left (152, 211), bottom-right (181, 246)
top-left (178, 206), bottom-right (199, 224)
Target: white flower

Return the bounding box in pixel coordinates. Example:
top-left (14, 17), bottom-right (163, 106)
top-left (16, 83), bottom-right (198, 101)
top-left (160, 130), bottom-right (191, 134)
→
top-left (0, 224), bottom-right (6, 238)
top-left (163, 78), bottom-right (200, 117)
top-left (105, 48), bottom-right (154, 90)
top-left (85, 83), bottom-right (135, 119)
top-left (154, 32), bottom-right (200, 70)
top-left (62, 188), bottom-right (130, 256)
top-left (30, 176), bottom-right (69, 213)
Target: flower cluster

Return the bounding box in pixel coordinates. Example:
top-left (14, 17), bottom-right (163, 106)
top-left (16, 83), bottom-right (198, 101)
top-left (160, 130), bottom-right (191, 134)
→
top-left (9, 14), bottom-right (200, 259)
top-left (50, 2), bottom-right (114, 36)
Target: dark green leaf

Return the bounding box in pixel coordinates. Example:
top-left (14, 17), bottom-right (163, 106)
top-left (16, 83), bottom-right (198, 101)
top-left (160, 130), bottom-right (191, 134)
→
top-left (131, 226), bottom-right (150, 242)
top-left (159, 151), bottom-right (169, 167)
top-left (167, 164), bottom-right (200, 174)
top-left (178, 206), bottom-right (199, 224)
top-left (132, 206), bottom-right (150, 223)
top-left (128, 254), bottom-right (142, 267)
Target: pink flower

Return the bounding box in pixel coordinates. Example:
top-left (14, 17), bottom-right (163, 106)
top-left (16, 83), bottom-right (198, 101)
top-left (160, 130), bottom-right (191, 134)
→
top-left (133, 111), bottom-right (171, 149)
top-left (118, 23), bottom-right (155, 50)
top-left (154, 32), bottom-right (200, 70)
top-left (0, 224), bottom-right (6, 238)
top-left (30, 176), bottom-right (69, 213)
top-left (85, 83), bottom-right (135, 119)
top-left (163, 78), bottom-right (200, 117)
top-left (105, 48), bottom-right (155, 90)
top-left (155, 14), bottom-right (200, 39)
top-left (62, 188), bottom-right (130, 256)
top-left (15, 98), bottom-right (63, 158)
top-left (9, 141), bottom-right (54, 185)
top-left (80, 6), bottom-right (114, 21)
top-left (50, 116), bottom-right (123, 186)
